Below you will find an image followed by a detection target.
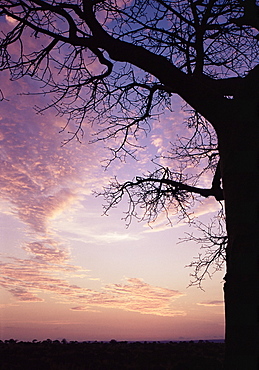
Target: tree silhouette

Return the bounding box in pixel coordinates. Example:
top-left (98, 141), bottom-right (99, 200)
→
top-left (0, 1), bottom-right (259, 369)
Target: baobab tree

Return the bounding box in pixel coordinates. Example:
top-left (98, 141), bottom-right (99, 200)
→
top-left (0, 1), bottom-right (259, 368)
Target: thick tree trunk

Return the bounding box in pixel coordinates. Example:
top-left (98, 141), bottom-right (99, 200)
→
top-left (220, 114), bottom-right (259, 369)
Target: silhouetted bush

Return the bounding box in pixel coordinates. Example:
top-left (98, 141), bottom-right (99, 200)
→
top-left (0, 339), bottom-right (224, 369)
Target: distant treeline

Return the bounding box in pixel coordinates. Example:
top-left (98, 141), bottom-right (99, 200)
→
top-left (0, 339), bottom-right (224, 369)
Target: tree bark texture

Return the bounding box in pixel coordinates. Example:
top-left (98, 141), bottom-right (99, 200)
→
top-left (220, 109), bottom-right (259, 369)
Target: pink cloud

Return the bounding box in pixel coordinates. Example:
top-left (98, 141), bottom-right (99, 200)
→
top-left (0, 256), bottom-right (86, 303)
top-left (23, 240), bottom-right (70, 263)
top-left (0, 114), bottom-right (81, 233)
top-left (0, 256), bottom-right (185, 316)
top-left (99, 278), bottom-right (185, 316)
top-left (0, 70), bottom-right (107, 235)
top-left (8, 287), bottom-right (44, 302)
top-left (0, 72), bottom-right (109, 292)
top-left (67, 278), bottom-right (186, 317)
top-left (197, 300), bottom-right (224, 307)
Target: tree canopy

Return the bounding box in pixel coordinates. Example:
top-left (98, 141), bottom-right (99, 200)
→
top-left (1, 0), bottom-right (257, 225)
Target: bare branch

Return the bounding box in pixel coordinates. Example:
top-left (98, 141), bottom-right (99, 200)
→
top-left (97, 165), bottom-right (223, 227)
top-left (183, 216), bottom-right (227, 289)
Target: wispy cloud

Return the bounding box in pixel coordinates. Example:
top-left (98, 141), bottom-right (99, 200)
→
top-left (0, 74), bottom-right (110, 306)
top-left (8, 287), bottom-right (44, 302)
top-left (0, 69), bottom-right (189, 320)
top-left (197, 300), bottom-right (224, 307)
top-left (192, 198), bottom-right (221, 218)
top-left (0, 71), bottom-right (108, 237)
top-left (69, 278), bottom-right (186, 317)
top-left (23, 239), bottom-right (70, 264)
top-left (0, 256), bottom-right (87, 302)
top-left (2, 74), bottom-right (182, 320)
top-left (1, 116), bottom-right (89, 234)
top-left (92, 232), bottom-right (140, 243)
top-left (0, 256), bottom-right (185, 316)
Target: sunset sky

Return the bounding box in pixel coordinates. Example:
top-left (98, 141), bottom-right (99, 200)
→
top-left (0, 17), bottom-right (225, 343)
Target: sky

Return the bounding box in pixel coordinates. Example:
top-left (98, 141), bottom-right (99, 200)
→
top-left (0, 21), bottom-right (225, 343)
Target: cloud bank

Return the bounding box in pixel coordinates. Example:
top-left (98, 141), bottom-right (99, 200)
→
top-left (0, 74), bottom-right (186, 318)
top-left (0, 256), bottom-right (185, 317)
